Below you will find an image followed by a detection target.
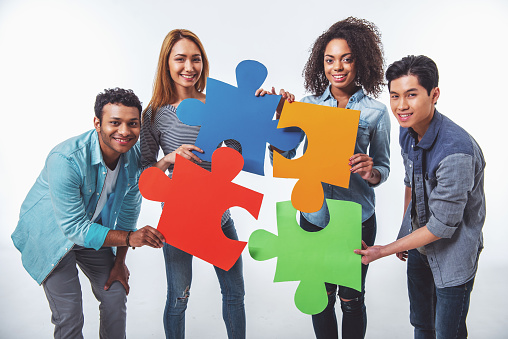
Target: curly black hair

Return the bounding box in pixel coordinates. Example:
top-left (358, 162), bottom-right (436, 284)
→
top-left (94, 87), bottom-right (142, 121)
top-left (303, 17), bottom-right (385, 98)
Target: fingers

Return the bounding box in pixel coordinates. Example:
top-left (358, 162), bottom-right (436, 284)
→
top-left (349, 153), bottom-right (373, 173)
top-left (174, 144), bottom-right (203, 163)
top-left (396, 251), bottom-right (408, 262)
top-left (120, 280), bottom-right (130, 295)
top-left (255, 87), bottom-right (275, 97)
top-left (278, 88), bottom-right (295, 103)
top-left (361, 240), bottom-right (368, 250)
top-left (131, 226), bottom-right (166, 248)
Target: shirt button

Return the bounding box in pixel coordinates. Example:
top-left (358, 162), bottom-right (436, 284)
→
top-left (89, 212), bottom-right (92, 215)
top-left (89, 189), bottom-right (92, 193)
top-left (409, 164), bottom-right (412, 168)
top-left (51, 264), bottom-right (54, 267)
top-left (97, 193), bottom-right (100, 196)
top-left (103, 172), bottom-right (106, 175)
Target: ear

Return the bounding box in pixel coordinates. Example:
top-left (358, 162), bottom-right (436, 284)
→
top-left (431, 87), bottom-right (440, 104)
top-left (94, 116), bottom-right (101, 132)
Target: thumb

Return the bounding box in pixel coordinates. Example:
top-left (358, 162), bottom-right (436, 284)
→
top-left (104, 277), bottom-right (113, 291)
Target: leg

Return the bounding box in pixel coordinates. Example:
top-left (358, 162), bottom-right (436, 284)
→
top-left (435, 278), bottom-right (475, 339)
top-left (300, 214), bottom-right (338, 339)
top-left (338, 214), bottom-right (377, 339)
top-left (163, 242), bottom-right (193, 339)
top-left (407, 249), bottom-right (436, 339)
top-left (42, 248), bottom-right (84, 339)
top-left (214, 218), bottom-right (246, 339)
top-left (75, 246), bottom-right (127, 339)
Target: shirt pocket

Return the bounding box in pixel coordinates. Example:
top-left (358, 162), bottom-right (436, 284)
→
top-left (355, 119), bottom-right (370, 154)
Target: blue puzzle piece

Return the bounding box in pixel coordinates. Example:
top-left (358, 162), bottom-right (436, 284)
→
top-left (176, 60), bottom-right (301, 175)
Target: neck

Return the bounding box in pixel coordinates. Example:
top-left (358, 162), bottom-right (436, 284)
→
top-left (414, 107), bottom-right (436, 142)
top-left (171, 85), bottom-right (202, 107)
top-left (330, 85), bottom-right (360, 107)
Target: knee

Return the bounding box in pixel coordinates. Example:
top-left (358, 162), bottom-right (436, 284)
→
top-left (340, 295), bottom-right (365, 316)
top-left (100, 282), bottom-right (127, 312)
top-left (171, 285), bottom-right (191, 310)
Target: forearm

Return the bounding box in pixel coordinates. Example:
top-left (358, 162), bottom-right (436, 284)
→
top-left (103, 230), bottom-right (130, 247)
top-left (379, 226), bottom-right (440, 258)
top-left (154, 157), bottom-right (172, 172)
top-left (114, 245), bottom-right (128, 265)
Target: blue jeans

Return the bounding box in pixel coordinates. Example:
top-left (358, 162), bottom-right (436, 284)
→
top-left (163, 217), bottom-right (245, 339)
top-left (407, 249), bottom-right (475, 339)
top-left (300, 213), bottom-right (376, 339)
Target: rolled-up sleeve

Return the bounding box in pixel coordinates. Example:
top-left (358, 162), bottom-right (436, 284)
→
top-left (369, 106), bottom-right (391, 188)
top-left (426, 153), bottom-right (474, 238)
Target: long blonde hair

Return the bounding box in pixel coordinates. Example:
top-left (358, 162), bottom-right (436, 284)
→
top-left (143, 29), bottom-right (209, 123)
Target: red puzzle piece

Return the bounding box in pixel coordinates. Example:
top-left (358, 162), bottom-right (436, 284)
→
top-left (139, 147), bottom-right (264, 271)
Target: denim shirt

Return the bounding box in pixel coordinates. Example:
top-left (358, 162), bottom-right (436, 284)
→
top-left (12, 130), bottom-right (142, 284)
top-left (397, 110), bottom-right (486, 288)
top-left (273, 87), bottom-right (390, 225)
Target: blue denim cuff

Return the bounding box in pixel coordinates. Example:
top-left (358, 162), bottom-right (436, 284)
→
top-left (84, 223), bottom-right (110, 250)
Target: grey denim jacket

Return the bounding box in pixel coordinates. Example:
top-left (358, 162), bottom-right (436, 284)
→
top-left (397, 111), bottom-right (486, 288)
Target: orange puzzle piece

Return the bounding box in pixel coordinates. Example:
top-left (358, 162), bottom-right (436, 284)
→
top-left (273, 101), bottom-right (360, 213)
top-left (139, 147), bottom-right (264, 271)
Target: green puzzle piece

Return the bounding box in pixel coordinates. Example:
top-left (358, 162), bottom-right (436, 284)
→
top-left (249, 199), bottom-right (362, 315)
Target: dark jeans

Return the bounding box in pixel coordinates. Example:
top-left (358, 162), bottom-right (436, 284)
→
top-left (300, 213), bottom-right (376, 339)
top-left (407, 249), bottom-right (475, 339)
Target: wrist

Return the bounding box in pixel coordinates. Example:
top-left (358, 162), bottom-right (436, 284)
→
top-left (126, 231), bottom-right (136, 250)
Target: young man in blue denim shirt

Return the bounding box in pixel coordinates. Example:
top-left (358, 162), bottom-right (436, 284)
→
top-left (12, 88), bottom-right (165, 338)
top-left (355, 55), bottom-right (485, 338)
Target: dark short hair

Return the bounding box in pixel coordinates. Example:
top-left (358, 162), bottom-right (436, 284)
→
top-left (303, 17), bottom-right (385, 98)
top-left (94, 88), bottom-right (142, 121)
top-left (386, 55), bottom-right (439, 95)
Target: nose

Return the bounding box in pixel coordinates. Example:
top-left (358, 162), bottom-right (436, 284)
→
top-left (184, 59), bottom-right (193, 72)
top-left (118, 122), bottom-right (130, 136)
top-left (398, 97), bottom-right (409, 111)
top-left (333, 60), bottom-right (343, 71)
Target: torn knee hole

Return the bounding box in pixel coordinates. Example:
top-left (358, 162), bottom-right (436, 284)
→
top-left (176, 286), bottom-right (190, 301)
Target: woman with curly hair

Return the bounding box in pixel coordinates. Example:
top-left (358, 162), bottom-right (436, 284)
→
top-left (263, 17), bottom-right (390, 338)
top-left (140, 29), bottom-right (245, 339)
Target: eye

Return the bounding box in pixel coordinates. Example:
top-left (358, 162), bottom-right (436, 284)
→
top-left (390, 94), bottom-right (399, 99)
top-left (193, 57), bottom-right (202, 62)
top-left (325, 58), bottom-right (333, 64)
top-left (342, 57), bottom-right (353, 64)
top-left (129, 122), bottom-right (139, 127)
top-left (110, 121), bottom-right (120, 125)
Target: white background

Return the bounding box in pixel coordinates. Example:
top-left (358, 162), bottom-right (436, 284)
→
top-left (1, 0), bottom-right (507, 338)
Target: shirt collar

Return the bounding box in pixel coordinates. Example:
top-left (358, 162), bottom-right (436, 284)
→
top-left (409, 109), bottom-right (443, 150)
top-left (320, 86), bottom-right (365, 105)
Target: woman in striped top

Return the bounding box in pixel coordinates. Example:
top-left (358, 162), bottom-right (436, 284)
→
top-left (140, 29), bottom-right (245, 339)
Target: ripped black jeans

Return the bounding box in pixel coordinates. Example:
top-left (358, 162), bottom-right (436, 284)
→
top-left (300, 213), bottom-right (376, 339)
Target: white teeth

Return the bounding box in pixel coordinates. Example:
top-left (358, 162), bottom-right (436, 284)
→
top-left (181, 74), bottom-right (194, 79)
top-left (400, 114), bottom-right (412, 118)
top-left (333, 75), bottom-right (345, 79)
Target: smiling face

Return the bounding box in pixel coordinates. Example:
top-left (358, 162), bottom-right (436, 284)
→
top-left (324, 39), bottom-right (358, 97)
top-left (94, 103), bottom-right (140, 169)
top-left (389, 75), bottom-right (440, 140)
top-left (168, 38), bottom-right (203, 90)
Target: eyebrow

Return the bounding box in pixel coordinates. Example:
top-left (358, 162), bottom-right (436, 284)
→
top-left (109, 116), bottom-right (140, 121)
top-left (390, 88), bottom-right (419, 95)
top-left (174, 53), bottom-right (201, 57)
top-left (324, 52), bottom-right (352, 58)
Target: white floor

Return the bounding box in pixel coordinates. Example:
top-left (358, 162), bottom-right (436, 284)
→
top-left (2, 227), bottom-right (506, 338)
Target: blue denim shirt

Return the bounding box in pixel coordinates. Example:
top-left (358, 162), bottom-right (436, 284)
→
top-left (397, 110), bottom-right (486, 288)
top-left (12, 130), bottom-right (142, 284)
top-left (272, 87), bottom-right (390, 226)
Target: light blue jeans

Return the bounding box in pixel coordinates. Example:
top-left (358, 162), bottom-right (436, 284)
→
top-left (162, 217), bottom-right (246, 339)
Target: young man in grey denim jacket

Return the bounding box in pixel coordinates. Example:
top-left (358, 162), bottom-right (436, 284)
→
top-left (355, 55), bottom-right (485, 338)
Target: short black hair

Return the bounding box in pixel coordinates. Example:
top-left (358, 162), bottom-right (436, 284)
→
top-left (94, 88), bottom-right (142, 121)
top-left (386, 55), bottom-right (439, 95)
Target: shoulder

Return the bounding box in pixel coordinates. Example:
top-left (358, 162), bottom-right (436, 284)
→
top-left (300, 94), bottom-right (321, 104)
top-left (356, 94), bottom-right (388, 115)
top-left (436, 114), bottom-right (477, 157)
top-left (49, 130), bottom-right (95, 159)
